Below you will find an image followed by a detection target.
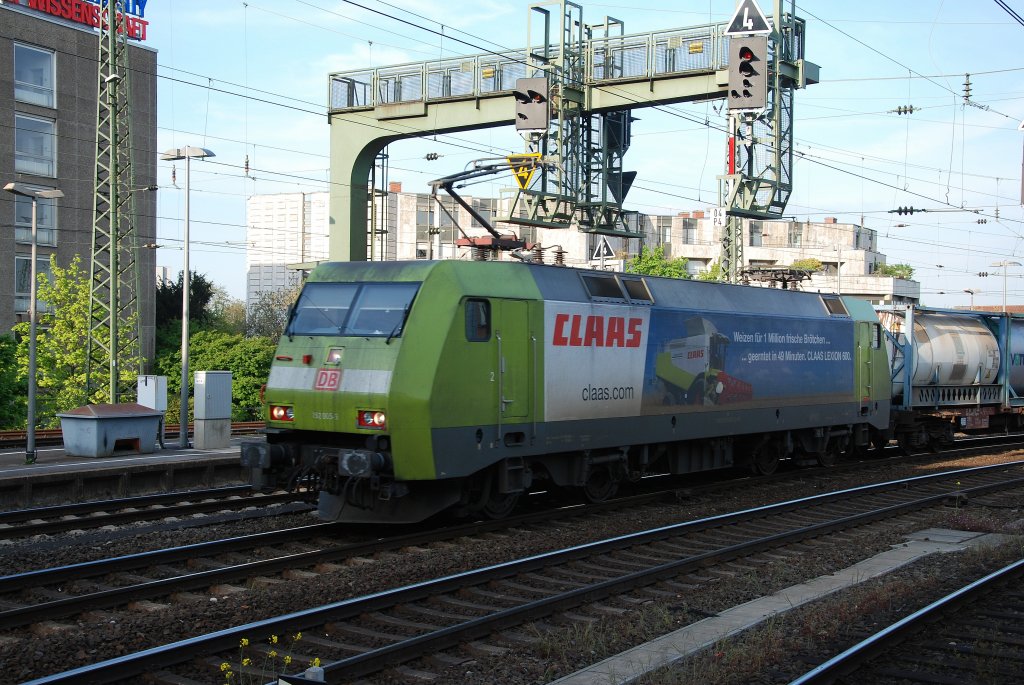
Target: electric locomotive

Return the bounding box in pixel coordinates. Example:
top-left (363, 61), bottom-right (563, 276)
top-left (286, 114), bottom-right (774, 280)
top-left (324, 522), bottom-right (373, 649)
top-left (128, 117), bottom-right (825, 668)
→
top-left (241, 259), bottom-right (891, 523)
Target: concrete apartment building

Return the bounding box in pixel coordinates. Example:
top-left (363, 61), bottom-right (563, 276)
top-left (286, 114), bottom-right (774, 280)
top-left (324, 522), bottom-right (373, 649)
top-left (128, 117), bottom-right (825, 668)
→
top-left (0, 0), bottom-right (157, 357)
top-left (246, 185), bottom-right (919, 306)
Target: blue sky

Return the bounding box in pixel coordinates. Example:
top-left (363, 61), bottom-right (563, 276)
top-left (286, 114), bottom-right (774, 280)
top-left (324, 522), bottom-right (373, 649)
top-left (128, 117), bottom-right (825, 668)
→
top-left (146, 1), bottom-right (1024, 307)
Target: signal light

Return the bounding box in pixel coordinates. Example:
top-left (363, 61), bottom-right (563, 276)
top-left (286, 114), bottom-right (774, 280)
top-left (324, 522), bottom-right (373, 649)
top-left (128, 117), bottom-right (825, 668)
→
top-left (727, 36), bottom-right (768, 111)
top-left (512, 77), bottom-right (550, 131)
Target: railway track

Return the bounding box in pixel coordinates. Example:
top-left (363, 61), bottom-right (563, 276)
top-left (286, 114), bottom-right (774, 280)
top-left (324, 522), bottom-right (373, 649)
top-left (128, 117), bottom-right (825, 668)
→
top-left (0, 486), bottom-right (311, 539)
top-left (17, 460), bottom-right (1024, 684)
top-left (0, 421), bottom-right (264, 449)
top-left (791, 557), bottom-right (1024, 684)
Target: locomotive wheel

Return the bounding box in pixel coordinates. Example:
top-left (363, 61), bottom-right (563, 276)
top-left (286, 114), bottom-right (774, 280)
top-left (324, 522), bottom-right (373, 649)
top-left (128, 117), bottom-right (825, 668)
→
top-left (750, 446), bottom-right (780, 475)
top-left (481, 491), bottom-right (520, 519)
top-left (816, 446), bottom-right (839, 468)
top-left (582, 466), bottom-right (619, 503)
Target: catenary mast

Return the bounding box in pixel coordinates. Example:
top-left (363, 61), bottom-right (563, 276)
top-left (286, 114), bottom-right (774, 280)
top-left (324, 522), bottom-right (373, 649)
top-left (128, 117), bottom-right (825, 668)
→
top-left (86, 0), bottom-right (141, 403)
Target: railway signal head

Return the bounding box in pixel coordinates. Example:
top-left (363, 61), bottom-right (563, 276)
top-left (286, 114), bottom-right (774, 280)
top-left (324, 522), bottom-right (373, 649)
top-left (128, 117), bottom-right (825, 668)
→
top-left (512, 77), bottom-right (550, 131)
top-left (727, 36), bottom-right (768, 111)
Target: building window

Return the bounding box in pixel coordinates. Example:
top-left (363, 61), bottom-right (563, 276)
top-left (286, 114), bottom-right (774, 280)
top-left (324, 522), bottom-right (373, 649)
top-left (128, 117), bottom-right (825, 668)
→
top-left (787, 223), bottom-right (803, 246)
top-left (681, 218), bottom-right (696, 245)
top-left (15, 114), bottom-right (56, 177)
top-left (14, 44), bottom-right (55, 108)
top-left (656, 216), bottom-right (672, 243)
top-left (748, 221), bottom-right (763, 247)
top-left (15, 255), bottom-right (52, 314)
top-left (13, 186), bottom-right (57, 246)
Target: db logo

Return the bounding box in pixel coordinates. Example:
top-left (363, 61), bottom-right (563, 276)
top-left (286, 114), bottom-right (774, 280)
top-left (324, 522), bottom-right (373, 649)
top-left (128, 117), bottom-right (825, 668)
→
top-left (313, 368), bottom-right (341, 391)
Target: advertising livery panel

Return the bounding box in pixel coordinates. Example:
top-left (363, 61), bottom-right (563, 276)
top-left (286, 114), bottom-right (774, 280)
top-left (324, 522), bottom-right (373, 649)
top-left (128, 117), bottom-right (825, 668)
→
top-left (544, 302), bottom-right (855, 421)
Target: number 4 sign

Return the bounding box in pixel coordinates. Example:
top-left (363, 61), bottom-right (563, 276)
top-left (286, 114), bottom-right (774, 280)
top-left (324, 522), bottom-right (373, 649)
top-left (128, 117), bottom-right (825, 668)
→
top-left (724, 0), bottom-right (771, 36)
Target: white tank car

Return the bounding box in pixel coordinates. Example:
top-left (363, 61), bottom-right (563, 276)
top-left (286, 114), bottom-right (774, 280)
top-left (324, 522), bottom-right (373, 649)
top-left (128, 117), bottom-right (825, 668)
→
top-left (1009, 319), bottom-right (1024, 396)
top-left (878, 310), bottom-right (1000, 394)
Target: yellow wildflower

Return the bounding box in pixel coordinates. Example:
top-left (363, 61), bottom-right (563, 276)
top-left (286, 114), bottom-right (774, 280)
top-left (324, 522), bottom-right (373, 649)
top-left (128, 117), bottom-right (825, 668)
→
top-left (284, 655), bottom-right (292, 666)
top-left (270, 635), bottom-right (279, 644)
top-left (220, 662), bottom-right (230, 672)
top-left (242, 658), bottom-right (251, 667)
top-left (312, 657), bottom-right (321, 667)
top-left (240, 638), bottom-right (249, 647)
top-left (269, 650), bottom-right (277, 658)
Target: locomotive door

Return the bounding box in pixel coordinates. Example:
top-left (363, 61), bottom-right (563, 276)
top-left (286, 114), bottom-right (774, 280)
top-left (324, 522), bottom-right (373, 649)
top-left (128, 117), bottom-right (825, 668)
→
top-left (495, 300), bottom-right (531, 421)
top-left (857, 321), bottom-right (879, 412)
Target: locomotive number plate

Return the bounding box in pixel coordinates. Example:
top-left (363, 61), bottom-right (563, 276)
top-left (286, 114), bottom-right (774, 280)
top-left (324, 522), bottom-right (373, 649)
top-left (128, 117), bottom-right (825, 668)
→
top-left (313, 368), bottom-right (342, 391)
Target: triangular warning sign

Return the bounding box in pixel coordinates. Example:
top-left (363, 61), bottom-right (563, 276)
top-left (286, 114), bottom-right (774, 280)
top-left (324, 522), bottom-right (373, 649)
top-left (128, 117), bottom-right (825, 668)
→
top-left (513, 165), bottom-right (536, 189)
top-left (724, 0), bottom-right (771, 35)
top-left (507, 153), bottom-right (542, 190)
top-left (592, 237), bottom-right (615, 260)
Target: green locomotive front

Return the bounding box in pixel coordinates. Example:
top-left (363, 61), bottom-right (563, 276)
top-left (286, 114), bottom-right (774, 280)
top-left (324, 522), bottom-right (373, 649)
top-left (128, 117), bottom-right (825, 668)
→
top-left (241, 260), bottom-right (546, 523)
top-left (242, 259), bottom-right (891, 523)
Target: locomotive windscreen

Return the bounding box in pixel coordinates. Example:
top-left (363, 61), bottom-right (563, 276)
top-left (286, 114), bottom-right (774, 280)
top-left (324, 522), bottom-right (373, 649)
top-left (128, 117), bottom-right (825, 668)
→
top-left (286, 282), bottom-right (420, 337)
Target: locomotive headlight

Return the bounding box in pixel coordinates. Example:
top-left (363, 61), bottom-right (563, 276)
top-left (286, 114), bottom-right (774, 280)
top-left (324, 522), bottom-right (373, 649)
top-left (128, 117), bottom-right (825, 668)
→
top-left (325, 348), bottom-right (344, 365)
top-left (357, 410), bottom-right (387, 430)
top-left (269, 405), bottom-right (294, 422)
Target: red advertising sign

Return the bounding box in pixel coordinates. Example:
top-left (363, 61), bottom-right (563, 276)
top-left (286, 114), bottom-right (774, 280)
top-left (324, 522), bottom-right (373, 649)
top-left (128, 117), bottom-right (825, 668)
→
top-left (19, 0), bottom-right (151, 41)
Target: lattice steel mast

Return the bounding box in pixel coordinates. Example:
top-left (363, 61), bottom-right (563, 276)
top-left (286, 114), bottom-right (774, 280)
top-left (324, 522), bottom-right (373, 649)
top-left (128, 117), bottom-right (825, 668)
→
top-left (86, 0), bottom-right (141, 404)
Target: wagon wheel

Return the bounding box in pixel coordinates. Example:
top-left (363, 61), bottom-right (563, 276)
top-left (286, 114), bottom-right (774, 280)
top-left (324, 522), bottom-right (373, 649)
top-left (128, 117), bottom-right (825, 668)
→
top-left (481, 490), bottom-right (520, 519)
top-left (815, 444), bottom-right (839, 468)
top-left (750, 443), bottom-right (781, 476)
top-left (582, 465), bottom-right (619, 503)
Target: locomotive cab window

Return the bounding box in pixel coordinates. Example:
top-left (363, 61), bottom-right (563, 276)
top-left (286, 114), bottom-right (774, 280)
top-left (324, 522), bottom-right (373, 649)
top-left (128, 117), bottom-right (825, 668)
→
top-left (287, 282), bottom-right (419, 337)
top-left (820, 295), bottom-right (849, 317)
top-left (465, 299), bottom-right (491, 342)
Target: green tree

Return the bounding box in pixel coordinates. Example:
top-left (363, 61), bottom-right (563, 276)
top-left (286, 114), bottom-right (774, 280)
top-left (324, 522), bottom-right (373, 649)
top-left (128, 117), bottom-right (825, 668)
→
top-left (207, 285), bottom-right (247, 334)
top-left (13, 255), bottom-right (139, 426)
top-left (790, 258), bottom-right (823, 272)
top-left (0, 335), bottom-right (26, 429)
top-left (626, 245), bottom-right (690, 279)
top-left (697, 261), bottom-right (722, 281)
top-left (247, 286), bottom-right (301, 341)
top-left (155, 270), bottom-right (217, 329)
top-left (875, 262), bottom-right (915, 280)
top-left (155, 330), bottom-right (275, 421)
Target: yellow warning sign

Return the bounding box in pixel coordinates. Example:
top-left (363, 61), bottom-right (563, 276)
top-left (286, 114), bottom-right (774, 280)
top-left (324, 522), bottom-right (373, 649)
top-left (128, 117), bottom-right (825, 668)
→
top-left (507, 152), bottom-right (542, 190)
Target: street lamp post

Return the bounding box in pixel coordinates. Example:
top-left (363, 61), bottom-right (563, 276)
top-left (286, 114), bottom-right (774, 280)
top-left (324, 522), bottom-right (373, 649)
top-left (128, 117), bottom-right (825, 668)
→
top-left (4, 183), bottom-right (64, 465)
top-left (159, 146), bottom-right (215, 448)
top-left (990, 260), bottom-right (1021, 313)
top-left (963, 288), bottom-right (979, 309)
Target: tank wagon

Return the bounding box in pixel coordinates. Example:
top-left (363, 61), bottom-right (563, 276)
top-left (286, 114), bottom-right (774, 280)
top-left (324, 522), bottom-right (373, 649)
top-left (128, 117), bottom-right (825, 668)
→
top-left (241, 260), bottom-right (891, 523)
top-left (879, 306), bottom-right (1024, 449)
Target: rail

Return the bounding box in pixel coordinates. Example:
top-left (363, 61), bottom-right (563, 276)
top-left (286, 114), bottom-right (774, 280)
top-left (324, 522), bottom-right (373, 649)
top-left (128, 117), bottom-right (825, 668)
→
top-left (0, 421), bottom-right (264, 448)
top-left (23, 461), bottom-right (1024, 683)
